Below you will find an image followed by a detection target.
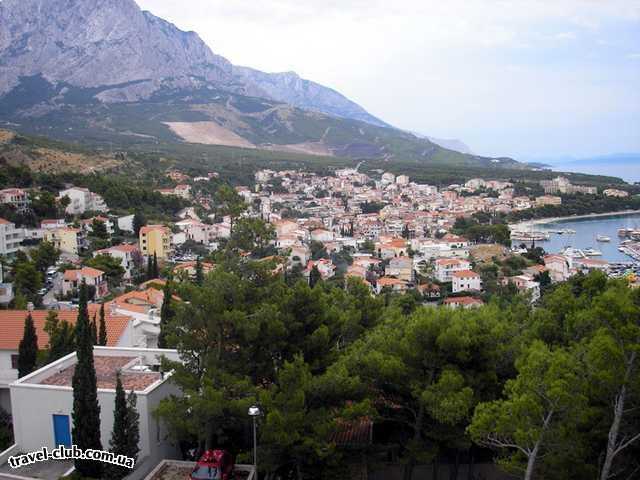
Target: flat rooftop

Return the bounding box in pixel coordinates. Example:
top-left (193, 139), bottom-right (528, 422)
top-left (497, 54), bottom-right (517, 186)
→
top-left (39, 355), bottom-right (161, 391)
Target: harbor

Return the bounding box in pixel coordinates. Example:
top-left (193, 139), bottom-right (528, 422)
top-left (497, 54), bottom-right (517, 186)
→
top-left (510, 211), bottom-right (640, 264)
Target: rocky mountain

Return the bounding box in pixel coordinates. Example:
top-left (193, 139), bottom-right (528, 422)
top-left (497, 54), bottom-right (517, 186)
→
top-left (232, 67), bottom-right (389, 127)
top-left (0, 0), bottom-right (522, 168)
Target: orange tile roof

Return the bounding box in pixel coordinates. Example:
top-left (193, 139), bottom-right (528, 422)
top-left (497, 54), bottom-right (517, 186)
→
top-left (443, 296), bottom-right (483, 306)
top-left (0, 218), bottom-right (11, 225)
top-left (139, 225), bottom-right (169, 235)
top-left (452, 270), bottom-right (480, 279)
top-left (0, 307), bottom-right (131, 350)
top-left (108, 288), bottom-right (164, 314)
top-left (63, 267), bottom-right (105, 281)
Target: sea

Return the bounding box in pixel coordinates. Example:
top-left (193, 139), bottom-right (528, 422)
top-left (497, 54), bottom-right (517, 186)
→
top-left (532, 213), bottom-right (640, 262)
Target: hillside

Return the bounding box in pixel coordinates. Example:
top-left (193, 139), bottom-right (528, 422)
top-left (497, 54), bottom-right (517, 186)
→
top-left (0, 0), bottom-right (521, 167)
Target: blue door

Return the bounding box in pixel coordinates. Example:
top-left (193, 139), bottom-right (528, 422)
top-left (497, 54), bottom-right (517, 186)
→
top-left (53, 415), bottom-right (71, 447)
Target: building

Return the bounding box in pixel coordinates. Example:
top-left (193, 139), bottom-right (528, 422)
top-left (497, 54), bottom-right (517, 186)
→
top-left (62, 267), bottom-right (109, 298)
top-left (443, 296), bottom-right (484, 308)
top-left (385, 256), bottom-right (414, 282)
top-left (93, 244), bottom-right (141, 280)
top-left (0, 307), bottom-right (133, 414)
top-left (416, 283), bottom-right (441, 300)
top-left (304, 259), bottom-right (336, 281)
top-left (0, 188), bottom-right (30, 212)
top-left (9, 347), bottom-right (182, 478)
top-left (539, 177), bottom-right (597, 195)
top-left (376, 277), bottom-right (408, 295)
top-left (40, 219), bottom-right (67, 230)
top-left (396, 175), bottom-right (410, 186)
top-left (451, 270), bottom-right (482, 293)
top-left (603, 189), bottom-right (629, 198)
top-left (502, 275), bottom-right (540, 302)
top-left (434, 258), bottom-right (472, 282)
top-left (44, 227), bottom-right (83, 255)
top-left (57, 187), bottom-right (108, 215)
top-left (0, 218), bottom-right (23, 257)
top-left (381, 172), bottom-right (396, 185)
top-left (139, 225), bottom-right (172, 259)
top-left (535, 195), bottom-right (562, 207)
top-left (543, 254), bottom-right (572, 282)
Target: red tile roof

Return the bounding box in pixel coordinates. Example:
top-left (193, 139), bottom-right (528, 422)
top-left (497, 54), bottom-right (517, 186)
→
top-left (0, 307), bottom-right (131, 350)
top-left (452, 270), bottom-right (480, 279)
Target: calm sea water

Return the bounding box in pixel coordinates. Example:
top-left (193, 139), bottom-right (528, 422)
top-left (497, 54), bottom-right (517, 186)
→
top-left (534, 213), bottom-right (640, 262)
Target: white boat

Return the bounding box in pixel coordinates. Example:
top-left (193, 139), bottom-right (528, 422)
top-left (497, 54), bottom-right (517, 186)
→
top-left (583, 248), bottom-right (602, 256)
top-left (511, 231), bottom-right (549, 241)
top-left (596, 235), bottom-right (611, 242)
top-left (563, 228), bottom-right (576, 234)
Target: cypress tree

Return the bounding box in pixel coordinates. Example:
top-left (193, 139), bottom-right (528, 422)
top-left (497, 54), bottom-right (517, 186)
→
top-left (106, 372), bottom-right (128, 480)
top-left (309, 265), bottom-right (321, 288)
top-left (152, 252), bottom-right (159, 279)
top-left (90, 314), bottom-right (98, 345)
top-left (71, 281), bottom-right (103, 478)
top-left (146, 256), bottom-right (153, 280)
top-left (195, 257), bottom-right (204, 286)
top-left (126, 391), bottom-right (140, 464)
top-left (158, 282), bottom-right (174, 349)
top-left (99, 303), bottom-right (107, 346)
top-left (17, 313), bottom-right (38, 377)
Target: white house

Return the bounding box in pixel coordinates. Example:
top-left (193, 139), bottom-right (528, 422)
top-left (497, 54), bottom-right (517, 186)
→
top-left (544, 255), bottom-right (573, 283)
top-left (452, 270), bottom-right (482, 293)
top-left (310, 228), bottom-right (334, 242)
top-left (0, 218), bottom-right (23, 257)
top-left (434, 258), bottom-right (472, 282)
top-left (0, 188), bottom-right (30, 212)
top-left (0, 307), bottom-right (134, 415)
top-left (58, 187), bottom-right (108, 215)
top-left (9, 347), bottom-right (182, 478)
top-left (62, 267), bottom-right (109, 299)
top-left (94, 244), bottom-right (141, 280)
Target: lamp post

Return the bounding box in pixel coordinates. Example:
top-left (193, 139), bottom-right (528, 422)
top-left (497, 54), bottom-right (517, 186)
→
top-left (248, 405), bottom-right (261, 476)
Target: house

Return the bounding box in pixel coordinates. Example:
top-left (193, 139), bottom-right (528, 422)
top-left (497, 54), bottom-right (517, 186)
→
top-left (117, 214), bottom-right (135, 233)
top-left (416, 283), bottom-right (441, 300)
top-left (502, 275), bottom-right (540, 302)
top-left (0, 307), bottom-right (133, 414)
top-left (0, 188), bottom-right (30, 212)
top-left (543, 254), bottom-right (572, 282)
top-left (62, 267), bottom-right (109, 299)
top-left (44, 227), bottom-right (84, 255)
top-left (0, 218), bottom-right (23, 257)
top-left (139, 225), bottom-right (172, 260)
top-left (93, 244), bottom-right (141, 280)
top-left (0, 282), bottom-right (14, 306)
top-left (385, 256), bottom-right (414, 282)
top-left (304, 259), bottom-right (336, 281)
top-left (434, 258), bottom-right (472, 282)
top-left (310, 228), bottom-right (334, 242)
top-left (288, 244), bottom-right (310, 266)
top-left (443, 296), bottom-right (484, 309)
top-left (57, 187), bottom-right (108, 215)
top-left (41, 219), bottom-right (67, 230)
top-left (574, 258), bottom-right (610, 274)
top-left (157, 184), bottom-right (191, 199)
top-left (173, 261), bottom-right (216, 279)
top-left (376, 238), bottom-right (408, 259)
top-left (175, 219), bottom-right (213, 244)
top-left (535, 195), bottom-right (562, 206)
top-left (375, 277), bottom-right (408, 295)
top-left (452, 270), bottom-right (482, 293)
top-left (9, 347), bottom-right (182, 478)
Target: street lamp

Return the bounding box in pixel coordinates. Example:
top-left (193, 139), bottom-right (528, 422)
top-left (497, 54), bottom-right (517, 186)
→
top-left (248, 405), bottom-right (261, 476)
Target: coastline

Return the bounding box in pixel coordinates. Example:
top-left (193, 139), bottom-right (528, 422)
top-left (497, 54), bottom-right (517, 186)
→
top-left (509, 209), bottom-right (640, 231)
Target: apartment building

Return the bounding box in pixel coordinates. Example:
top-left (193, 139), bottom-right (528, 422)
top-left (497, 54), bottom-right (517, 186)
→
top-left (57, 187), bottom-right (108, 215)
top-left (62, 267), bottom-right (109, 299)
top-left (0, 188), bottom-right (30, 212)
top-left (0, 218), bottom-right (23, 257)
top-left (434, 258), bottom-right (472, 282)
top-left (139, 225), bottom-right (172, 260)
top-left (94, 244), bottom-right (141, 280)
top-left (44, 227), bottom-right (84, 255)
top-left (452, 270), bottom-right (482, 293)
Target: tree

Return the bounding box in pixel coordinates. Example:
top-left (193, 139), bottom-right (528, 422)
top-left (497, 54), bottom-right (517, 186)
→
top-left (17, 313), bottom-right (38, 377)
top-left (85, 254), bottom-right (125, 286)
top-left (132, 211), bottom-right (146, 237)
top-left (44, 310), bottom-right (75, 363)
top-left (468, 342), bottom-right (586, 480)
top-left (146, 255), bottom-right (153, 280)
top-left (107, 372), bottom-right (129, 480)
top-left (229, 218), bottom-right (276, 257)
top-left (152, 252), bottom-right (159, 279)
top-left (309, 265), bottom-right (321, 288)
top-left (99, 303), bottom-right (107, 346)
top-left (215, 184), bottom-right (247, 234)
top-left (126, 391), bottom-right (140, 466)
top-left (71, 282), bottom-right (103, 478)
top-left (195, 257), bottom-right (204, 286)
top-left (90, 315), bottom-right (98, 345)
top-left (30, 241), bottom-right (60, 273)
top-left (13, 258), bottom-right (42, 301)
top-left (158, 282), bottom-right (175, 349)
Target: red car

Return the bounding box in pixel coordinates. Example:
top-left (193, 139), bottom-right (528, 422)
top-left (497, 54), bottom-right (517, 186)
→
top-left (189, 450), bottom-right (235, 480)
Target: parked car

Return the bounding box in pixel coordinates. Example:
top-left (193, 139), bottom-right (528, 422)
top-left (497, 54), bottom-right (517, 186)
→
top-left (37, 288), bottom-right (48, 296)
top-left (189, 450), bottom-right (235, 480)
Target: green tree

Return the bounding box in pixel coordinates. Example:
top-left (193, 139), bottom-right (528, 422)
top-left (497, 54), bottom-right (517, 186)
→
top-left (30, 241), bottom-right (60, 273)
top-left (44, 310), bottom-right (75, 363)
top-left (17, 313), bottom-right (38, 377)
top-left (126, 391), bottom-right (140, 466)
top-left (195, 257), bottom-right (204, 286)
top-left (86, 254), bottom-right (125, 286)
top-left (13, 258), bottom-right (42, 301)
top-left (132, 211), bottom-right (146, 237)
top-left (99, 303), bottom-right (107, 346)
top-left (90, 315), bottom-right (98, 345)
top-left (229, 218), bottom-right (276, 257)
top-left (469, 342), bottom-right (587, 480)
top-left (152, 252), bottom-right (159, 279)
top-left (106, 372), bottom-right (129, 480)
top-left (71, 282), bottom-right (103, 478)
top-left (309, 265), bottom-right (321, 288)
top-left (158, 282), bottom-right (175, 349)
top-left (215, 184), bottom-right (247, 234)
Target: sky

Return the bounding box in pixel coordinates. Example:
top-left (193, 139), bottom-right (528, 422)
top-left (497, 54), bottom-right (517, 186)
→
top-left (135, 0), bottom-right (640, 160)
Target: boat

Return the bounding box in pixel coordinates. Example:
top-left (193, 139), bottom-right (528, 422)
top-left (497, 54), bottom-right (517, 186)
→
top-left (563, 228), bottom-right (576, 234)
top-left (618, 228), bottom-right (631, 237)
top-left (511, 231), bottom-right (549, 241)
top-left (583, 248), bottom-right (602, 256)
top-left (596, 235), bottom-right (611, 242)
top-left (560, 246), bottom-right (584, 258)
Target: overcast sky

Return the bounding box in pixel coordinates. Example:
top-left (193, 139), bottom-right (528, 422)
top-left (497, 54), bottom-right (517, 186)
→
top-left (135, 0), bottom-right (640, 160)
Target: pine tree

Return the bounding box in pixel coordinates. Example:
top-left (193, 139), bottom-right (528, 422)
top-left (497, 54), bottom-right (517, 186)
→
top-left (99, 303), bottom-right (108, 346)
top-left (195, 257), bottom-right (204, 286)
top-left (90, 314), bottom-right (98, 345)
top-left (152, 252), bottom-right (159, 279)
top-left (71, 282), bottom-right (103, 478)
top-left (106, 372), bottom-right (128, 480)
top-left (17, 313), bottom-right (38, 377)
top-left (158, 282), bottom-right (174, 349)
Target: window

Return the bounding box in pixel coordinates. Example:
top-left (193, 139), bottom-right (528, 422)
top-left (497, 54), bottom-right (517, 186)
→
top-left (11, 354), bottom-right (19, 369)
